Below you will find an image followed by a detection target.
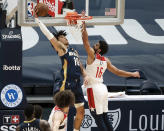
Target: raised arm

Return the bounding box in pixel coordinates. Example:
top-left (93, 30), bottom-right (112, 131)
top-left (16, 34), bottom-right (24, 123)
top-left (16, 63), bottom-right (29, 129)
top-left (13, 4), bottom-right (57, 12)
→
top-left (82, 22), bottom-right (95, 62)
top-left (106, 58), bottom-right (140, 78)
top-left (34, 6), bottom-right (66, 56)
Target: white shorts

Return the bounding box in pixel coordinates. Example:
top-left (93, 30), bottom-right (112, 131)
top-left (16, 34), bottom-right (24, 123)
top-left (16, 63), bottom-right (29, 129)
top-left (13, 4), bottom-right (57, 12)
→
top-left (86, 83), bottom-right (108, 115)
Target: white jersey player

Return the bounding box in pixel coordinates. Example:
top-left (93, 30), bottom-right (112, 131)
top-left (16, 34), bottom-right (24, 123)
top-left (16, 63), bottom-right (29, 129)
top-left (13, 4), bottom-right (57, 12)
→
top-left (86, 53), bottom-right (108, 115)
top-left (82, 22), bottom-right (140, 131)
top-left (48, 106), bottom-right (67, 131)
top-left (48, 90), bottom-right (75, 131)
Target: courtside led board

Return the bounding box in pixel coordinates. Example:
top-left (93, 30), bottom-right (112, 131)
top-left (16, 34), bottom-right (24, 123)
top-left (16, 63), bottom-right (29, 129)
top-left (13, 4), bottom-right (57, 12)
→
top-left (18, 0), bottom-right (125, 26)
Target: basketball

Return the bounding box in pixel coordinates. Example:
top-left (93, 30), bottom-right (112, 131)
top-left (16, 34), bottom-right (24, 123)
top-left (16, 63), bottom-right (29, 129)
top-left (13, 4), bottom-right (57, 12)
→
top-left (36, 3), bottom-right (49, 17)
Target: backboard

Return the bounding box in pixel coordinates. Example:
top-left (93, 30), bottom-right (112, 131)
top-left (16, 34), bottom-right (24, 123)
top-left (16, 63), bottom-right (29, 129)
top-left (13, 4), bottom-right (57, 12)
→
top-left (18, 0), bottom-right (125, 26)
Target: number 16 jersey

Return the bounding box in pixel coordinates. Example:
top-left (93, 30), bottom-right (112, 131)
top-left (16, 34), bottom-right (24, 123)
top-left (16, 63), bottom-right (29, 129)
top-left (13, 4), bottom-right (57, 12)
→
top-left (86, 53), bottom-right (107, 83)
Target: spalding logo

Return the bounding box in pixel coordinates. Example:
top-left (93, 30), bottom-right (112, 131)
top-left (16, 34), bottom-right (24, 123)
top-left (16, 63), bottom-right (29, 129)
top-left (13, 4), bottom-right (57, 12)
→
top-left (0, 84), bottom-right (23, 108)
top-left (2, 31), bottom-right (21, 40)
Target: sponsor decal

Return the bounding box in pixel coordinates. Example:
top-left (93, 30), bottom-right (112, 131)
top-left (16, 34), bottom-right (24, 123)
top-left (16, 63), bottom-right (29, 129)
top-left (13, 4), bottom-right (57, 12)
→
top-left (3, 65), bottom-right (21, 71)
top-left (0, 125), bottom-right (16, 131)
top-left (81, 108), bottom-right (121, 131)
top-left (129, 109), bottom-right (164, 131)
top-left (107, 108), bottom-right (121, 130)
top-left (0, 115), bottom-right (20, 131)
top-left (27, 0), bottom-right (36, 17)
top-left (3, 115), bottom-right (20, 124)
top-left (81, 115), bottom-right (93, 128)
top-left (2, 31), bottom-right (21, 40)
top-left (0, 84), bottom-right (23, 108)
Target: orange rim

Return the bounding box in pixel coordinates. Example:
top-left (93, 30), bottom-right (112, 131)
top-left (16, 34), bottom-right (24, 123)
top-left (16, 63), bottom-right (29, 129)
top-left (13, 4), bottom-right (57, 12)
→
top-left (65, 12), bottom-right (93, 21)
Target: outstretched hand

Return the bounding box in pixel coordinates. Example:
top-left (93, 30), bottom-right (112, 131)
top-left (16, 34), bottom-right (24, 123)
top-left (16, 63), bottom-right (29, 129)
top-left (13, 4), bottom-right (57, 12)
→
top-left (132, 71), bottom-right (140, 78)
top-left (81, 10), bottom-right (86, 18)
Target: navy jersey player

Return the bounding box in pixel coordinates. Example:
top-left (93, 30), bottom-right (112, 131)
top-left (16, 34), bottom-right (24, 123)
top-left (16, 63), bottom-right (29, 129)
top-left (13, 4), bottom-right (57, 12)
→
top-left (34, 104), bottom-right (43, 119)
top-left (82, 22), bottom-right (140, 131)
top-left (34, 7), bottom-right (87, 131)
top-left (16, 104), bottom-right (51, 131)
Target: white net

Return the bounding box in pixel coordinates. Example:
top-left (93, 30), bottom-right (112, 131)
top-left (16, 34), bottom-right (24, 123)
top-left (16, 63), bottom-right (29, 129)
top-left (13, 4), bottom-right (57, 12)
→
top-left (66, 20), bottom-right (83, 42)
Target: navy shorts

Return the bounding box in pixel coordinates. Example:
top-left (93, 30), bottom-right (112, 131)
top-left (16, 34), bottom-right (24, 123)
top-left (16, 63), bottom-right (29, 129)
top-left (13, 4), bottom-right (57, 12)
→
top-left (53, 77), bottom-right (85, 104)
top-left (65, 78), bottom-right (85, 104)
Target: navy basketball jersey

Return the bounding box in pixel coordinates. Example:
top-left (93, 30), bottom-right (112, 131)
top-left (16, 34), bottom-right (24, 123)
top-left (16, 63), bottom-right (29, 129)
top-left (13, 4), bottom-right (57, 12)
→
top-left (60, 46), bottom-right (81, 90)
top-left (20, 118), bottom-right (41, 131)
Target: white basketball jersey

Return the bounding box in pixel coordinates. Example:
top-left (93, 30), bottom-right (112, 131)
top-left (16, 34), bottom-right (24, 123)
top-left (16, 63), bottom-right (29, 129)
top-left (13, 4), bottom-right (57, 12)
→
top-left (48, 106), bottom-right (67, 131)
top-left (86, 54), bottom-right (107, 83)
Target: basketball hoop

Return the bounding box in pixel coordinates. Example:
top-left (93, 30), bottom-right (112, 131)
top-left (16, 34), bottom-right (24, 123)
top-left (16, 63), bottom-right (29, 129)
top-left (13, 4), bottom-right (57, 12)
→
top-left (65, 12), bottom-right (92, 42)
